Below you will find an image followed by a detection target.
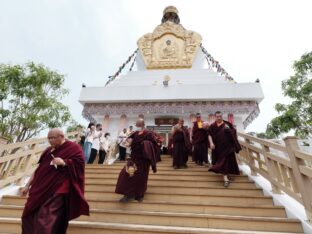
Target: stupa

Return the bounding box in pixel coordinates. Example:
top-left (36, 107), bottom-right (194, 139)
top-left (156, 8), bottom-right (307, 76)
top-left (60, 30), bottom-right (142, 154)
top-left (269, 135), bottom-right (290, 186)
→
top-left (79, 6), bottom-right (264, 144)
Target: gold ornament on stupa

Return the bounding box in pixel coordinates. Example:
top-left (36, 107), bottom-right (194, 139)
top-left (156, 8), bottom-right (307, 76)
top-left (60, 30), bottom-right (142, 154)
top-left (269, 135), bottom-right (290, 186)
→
top-left (137, 6), bottom-right (202, 70)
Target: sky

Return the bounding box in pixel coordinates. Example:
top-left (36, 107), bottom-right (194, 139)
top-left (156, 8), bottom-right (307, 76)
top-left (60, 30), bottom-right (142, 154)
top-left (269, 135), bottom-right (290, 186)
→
top-left (0, 0), bottom-right (311, 133)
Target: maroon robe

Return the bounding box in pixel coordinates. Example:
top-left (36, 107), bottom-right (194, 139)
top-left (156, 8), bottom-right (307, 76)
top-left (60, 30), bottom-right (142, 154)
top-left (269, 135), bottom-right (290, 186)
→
top-left (167, 137), bottom-right (173, 156)
top-left (208, 121), bottom-right (241, 175)
top-left (115, 130), bottom-right (158, 198)
top-left (22, 141), bottom-right (90, 234)
top-left (172, 126), bottom-right (191, 168)
top-left (152, 131), bottom-right (163, 162)
top-left (192, 121), bottom-right (209, 164)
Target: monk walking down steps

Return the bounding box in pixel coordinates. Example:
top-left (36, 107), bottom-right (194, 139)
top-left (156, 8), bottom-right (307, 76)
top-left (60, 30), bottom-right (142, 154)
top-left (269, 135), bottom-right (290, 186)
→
top-left (115, 118), bottom-right (158, 203)
top-left (20, 128), bottom-right (89, 234)
top-left (208, 111), bottom-right (241, 187)
top-left (172, 117), bottom-right (191, 169)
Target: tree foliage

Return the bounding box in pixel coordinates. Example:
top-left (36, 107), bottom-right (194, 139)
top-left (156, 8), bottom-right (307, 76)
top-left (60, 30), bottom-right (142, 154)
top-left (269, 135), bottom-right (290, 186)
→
top-left (266, 52), bottom-right (312, 138)
top-left (0, 62), bottom-right (72, 143)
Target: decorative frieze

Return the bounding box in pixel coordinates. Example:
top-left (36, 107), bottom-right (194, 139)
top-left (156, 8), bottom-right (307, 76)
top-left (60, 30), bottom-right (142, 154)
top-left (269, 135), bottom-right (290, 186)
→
top-left (82, 101), bottom-right (259, 128)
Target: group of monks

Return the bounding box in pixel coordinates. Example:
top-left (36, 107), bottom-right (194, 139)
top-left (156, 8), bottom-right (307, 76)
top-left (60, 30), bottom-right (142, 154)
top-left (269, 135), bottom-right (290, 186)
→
top-left (171, 112), bottom-right (241, 187)
top-left (19, 111), bottom-right (241, 233)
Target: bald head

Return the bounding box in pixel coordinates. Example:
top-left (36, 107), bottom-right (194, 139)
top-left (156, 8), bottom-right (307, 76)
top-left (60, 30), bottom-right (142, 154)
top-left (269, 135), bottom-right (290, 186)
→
top-left (47, 128), bottom-right (65, 148)
top-left (135, 118), bottom-right (145, 128)
top-left (178, 117), bottom-right (184, 126)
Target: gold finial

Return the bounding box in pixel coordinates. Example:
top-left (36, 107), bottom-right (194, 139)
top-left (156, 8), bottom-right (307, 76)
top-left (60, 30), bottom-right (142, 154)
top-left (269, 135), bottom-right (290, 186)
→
top-left (163, 6), bottom-right (179, 16)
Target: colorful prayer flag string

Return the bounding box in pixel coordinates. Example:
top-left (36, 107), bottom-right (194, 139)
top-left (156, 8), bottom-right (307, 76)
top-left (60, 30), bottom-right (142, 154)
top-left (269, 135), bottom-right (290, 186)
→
top-left (200, 44), bottom-right (235, 83)
top-left (105, 48), bottom-right (139, 86)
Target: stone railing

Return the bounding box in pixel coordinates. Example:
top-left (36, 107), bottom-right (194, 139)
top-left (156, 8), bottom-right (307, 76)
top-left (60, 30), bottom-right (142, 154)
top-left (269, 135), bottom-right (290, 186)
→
top-left (237, 132), bottom-right (312, 222)
top-left (0, 131), bottom-right (81, 189)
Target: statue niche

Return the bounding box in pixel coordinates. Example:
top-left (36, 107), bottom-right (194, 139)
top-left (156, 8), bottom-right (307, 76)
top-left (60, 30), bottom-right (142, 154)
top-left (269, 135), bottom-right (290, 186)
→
top-left (137, 6), bottom-right (202, 69)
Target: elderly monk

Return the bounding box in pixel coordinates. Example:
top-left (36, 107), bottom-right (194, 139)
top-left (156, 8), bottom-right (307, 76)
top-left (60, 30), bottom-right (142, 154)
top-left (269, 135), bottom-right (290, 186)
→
top-left (192, 113), bottom-right (209, 166)
top-left (20, 128), bottom-right (89, 234)
top-left (208, 111), bottom-right (241, 187)
top-left (115, 118), bottom-right (158, 202)
top-left (171, 118), bottom-right (191, 169)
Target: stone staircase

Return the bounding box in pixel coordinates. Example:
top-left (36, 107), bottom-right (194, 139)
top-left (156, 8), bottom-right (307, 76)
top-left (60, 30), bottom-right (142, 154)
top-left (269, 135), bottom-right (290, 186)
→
top-left (0, 155), bottom-right (304, 233)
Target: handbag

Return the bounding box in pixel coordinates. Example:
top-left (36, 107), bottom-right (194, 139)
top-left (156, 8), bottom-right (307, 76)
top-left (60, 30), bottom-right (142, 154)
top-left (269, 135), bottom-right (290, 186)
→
top-left (125, 160), bottom-right (137, 177)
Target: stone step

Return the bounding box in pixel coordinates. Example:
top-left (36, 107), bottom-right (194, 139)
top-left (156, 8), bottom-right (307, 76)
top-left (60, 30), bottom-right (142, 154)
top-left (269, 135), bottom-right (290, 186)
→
top-left (76, 210), bottom-right (302, 233)
top-left (0, 218), bottom-right (299, 234)
top-left (0, 207), bottom-right (302, 233)
top-left (0, 198), bottom-right (287, 218)
top-left (84, 192), bottom-right (274, 206)
top-left (1, 195), bottom-right (276, 209)
top-left (87, 161), bottom-right (207, 167)
top-left (85, 178), bottom-right (257, 189)
top-left (1, 192), bottom-right (274, 207)
top-left (86, 165), bottom-right (213, 171)
top-left (85, 173), bottom-right (250, 182)
top-left (85, 168), bottom-right (246, 176)
top-left (85, 184), bottom-right (264, 197)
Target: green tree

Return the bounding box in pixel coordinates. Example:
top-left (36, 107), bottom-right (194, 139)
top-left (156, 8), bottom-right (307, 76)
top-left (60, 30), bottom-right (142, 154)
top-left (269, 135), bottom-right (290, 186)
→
top-left (266, 52), bottom-right (312, 138)
top-left (66, 120), bottom-right (84, 133)
top-left (0, 62), bottom-right (73, 143)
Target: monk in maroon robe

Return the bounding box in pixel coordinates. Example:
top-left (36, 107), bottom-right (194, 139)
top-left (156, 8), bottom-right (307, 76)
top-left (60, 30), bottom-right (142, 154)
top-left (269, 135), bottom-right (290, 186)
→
top-left (20, 128), bottom-right (89, 234)
top-left (167, 136), bottom-right (173, 156)
top-left (192, 113), bottom-right (209, 166)
top-left (172, 118), bottom-right (191, 169)
top-left (208, 111), bottom-right (241, 187)
top-left (152, 130), bottom-right (163, 162)
top-left (115, 118), bottom-right (158, 202)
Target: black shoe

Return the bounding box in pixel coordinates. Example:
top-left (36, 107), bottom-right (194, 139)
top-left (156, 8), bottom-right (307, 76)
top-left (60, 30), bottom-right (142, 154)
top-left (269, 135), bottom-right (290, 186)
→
top-left (119, 196), bottom-right (134, 203)
top-left (183, 164), bottom-right (188, 168)
top-left (135, 196), bottom-right (144, 202)
top-left (173, 166), bottom-right (178, 169)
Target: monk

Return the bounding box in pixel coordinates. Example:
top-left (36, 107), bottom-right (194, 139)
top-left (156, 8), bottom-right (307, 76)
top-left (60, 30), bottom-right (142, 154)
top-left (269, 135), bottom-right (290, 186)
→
top-left (152, 129), bottom-right (164, 162)
top-left (167, 136), bottom-right (173, 156)
top-left (208, 111), bottom-right (241, 187)
top-left (191, 113), bottom-right (209, 166)
top-left (115, 118), bottom-right (158, 202)
top-left (20, 128), bottom-right (90, 234)
top-left (171, 118), bottom-right (191, 169)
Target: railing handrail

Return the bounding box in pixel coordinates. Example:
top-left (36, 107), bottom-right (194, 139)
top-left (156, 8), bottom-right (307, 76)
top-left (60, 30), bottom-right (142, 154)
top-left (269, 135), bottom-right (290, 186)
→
top-left (237, 132), bottom-right (312, 223)
top-left (237, 132), bottom-right (288, 153)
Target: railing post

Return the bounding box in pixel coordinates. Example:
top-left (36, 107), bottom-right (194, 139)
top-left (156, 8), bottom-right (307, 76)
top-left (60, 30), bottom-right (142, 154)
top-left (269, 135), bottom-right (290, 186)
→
top-left (245, 138), bottom-right (257, 176)
top-left (16, 143), bottom-right (37, 186)
top-left (261, 144), bottom-right (282, 194)
top-left (284, 136), bottom-right (312, 222)
top-left (0, 137), bottom-right (9, 157)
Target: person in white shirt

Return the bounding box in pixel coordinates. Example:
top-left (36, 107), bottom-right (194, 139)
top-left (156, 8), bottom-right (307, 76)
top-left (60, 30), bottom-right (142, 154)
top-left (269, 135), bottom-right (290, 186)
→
top-left (88, 124), bottom-right (102, 164)
top-left (83, 123), bottom-right (95, 163)
top-left (118, 128), bottom-right (127, 161)
top-left (98, 133), bottom-right (110, 164)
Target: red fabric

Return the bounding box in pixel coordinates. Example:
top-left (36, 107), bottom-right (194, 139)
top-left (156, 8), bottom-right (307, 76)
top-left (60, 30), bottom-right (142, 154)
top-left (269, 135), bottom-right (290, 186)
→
top-left (167, 137), bottom-right (173, 156)
top-left (55, 179), bottom-right (70, 194)
top-left (172, 127), bottom-right (191, 167)
top-left (208, 121), bottom-right (241, 175)
top-left (22, 141), bottom-right (90, 221)
top-left (228, 113), bottom-right (234, 125)
top-left (22, 194), bottom-right (68, 234)
top-left (115, 130), bottom-right (158, 197)
top-left (192, 121), bottom-right (209, 163)
top-left (192, 121), bottom-right (208, 144)
top-left (152, 131), bottom-right (164, 162)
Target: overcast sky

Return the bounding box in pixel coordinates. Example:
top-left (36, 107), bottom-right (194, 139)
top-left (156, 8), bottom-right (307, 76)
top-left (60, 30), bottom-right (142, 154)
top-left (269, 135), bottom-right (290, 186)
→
top-left (0, 0), bottom-right (311, 133)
